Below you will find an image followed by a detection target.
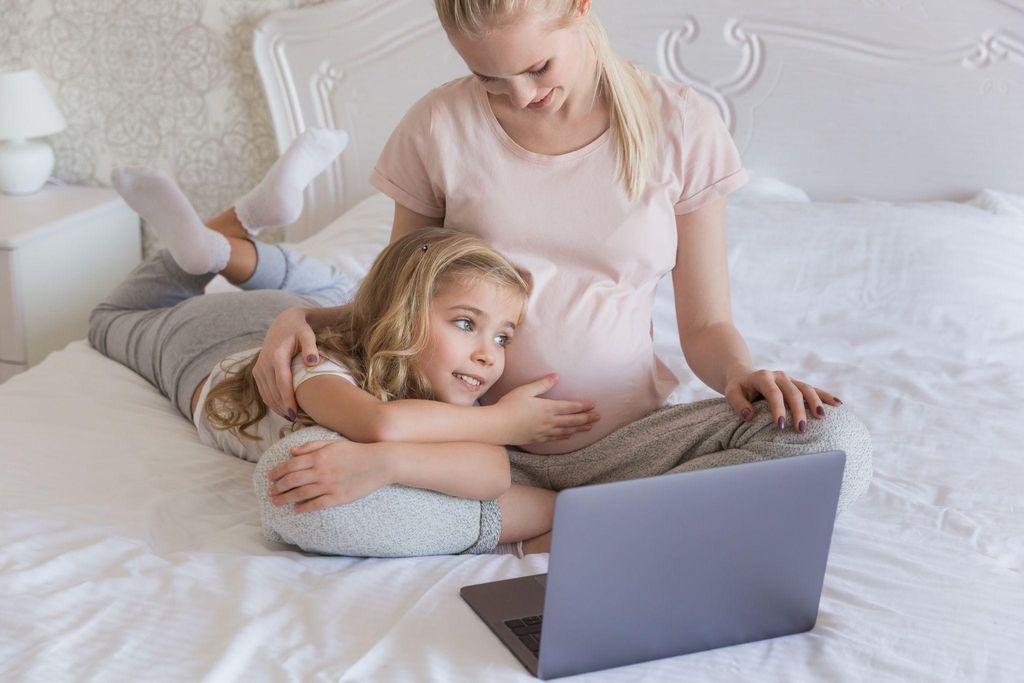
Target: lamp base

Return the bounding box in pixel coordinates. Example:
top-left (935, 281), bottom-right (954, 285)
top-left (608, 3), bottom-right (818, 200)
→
top-left (0, 139), bottom-right (55, 195)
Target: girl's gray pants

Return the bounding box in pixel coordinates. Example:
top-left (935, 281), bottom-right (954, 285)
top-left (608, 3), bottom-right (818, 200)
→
top-left (89, 244), bottom-right (873, 558)
top-left (88, 242), bottom-right (352, 420)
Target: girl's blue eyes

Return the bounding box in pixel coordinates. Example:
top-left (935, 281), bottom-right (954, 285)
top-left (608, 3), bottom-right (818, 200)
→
top-left (477, 61), bottom-right (551, 83)
top-left (454, 317), bottom-right (509, 344)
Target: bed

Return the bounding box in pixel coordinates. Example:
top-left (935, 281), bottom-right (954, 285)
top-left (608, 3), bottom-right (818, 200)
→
top-left (3, 0), bottom-right (1023, 680)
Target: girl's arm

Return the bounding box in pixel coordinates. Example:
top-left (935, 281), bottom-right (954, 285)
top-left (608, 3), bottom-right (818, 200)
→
top-left (672, 197), bottom-right (842, 430)
top-left (266, 438), bottom-right (510, 511)
top-left (380, 440), bottom-right (511, 500)
top-left (295, 372), bottom-right (597, 446)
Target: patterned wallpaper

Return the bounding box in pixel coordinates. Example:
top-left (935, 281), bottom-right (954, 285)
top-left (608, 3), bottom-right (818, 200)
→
top-left (1, 0), bottom-right (328, 251)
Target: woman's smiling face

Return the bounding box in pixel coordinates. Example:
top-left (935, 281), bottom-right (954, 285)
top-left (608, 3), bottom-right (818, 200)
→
top-left (415, 277), bottom-right (525, 406)
top-left (447, 6), bottom-right (591, 113)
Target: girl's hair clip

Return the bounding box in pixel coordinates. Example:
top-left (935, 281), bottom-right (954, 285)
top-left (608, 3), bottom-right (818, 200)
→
top-left (420, 243), bottom-right (428, 253)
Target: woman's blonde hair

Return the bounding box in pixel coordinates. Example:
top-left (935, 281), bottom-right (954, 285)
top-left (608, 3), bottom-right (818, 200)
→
top-left (435, 0), bottom-right (658, 201)
top-left (204, 227), bottom-right (531, 441)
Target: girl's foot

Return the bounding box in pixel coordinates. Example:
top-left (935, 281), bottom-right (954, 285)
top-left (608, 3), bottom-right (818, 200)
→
top-left (111, 167), bottom-right (230, 275)
top-left (233, 127), bottom-right (349, 234)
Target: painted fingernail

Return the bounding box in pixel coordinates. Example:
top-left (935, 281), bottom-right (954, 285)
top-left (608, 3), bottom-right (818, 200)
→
top-left (307, 355), bottom-right (318, 364)
top-left (287, 409), bottom-right (297, 421)
top-left (777, 417), bottom-right (785, 430)
top-left (798, 420), bottom-right (807, 433)
top-left (834, 397), bottom-right (843, 405)
top-left (816, 406), bottom-right (825, 417)
top-left (740, 408), bottom-right (752, 420)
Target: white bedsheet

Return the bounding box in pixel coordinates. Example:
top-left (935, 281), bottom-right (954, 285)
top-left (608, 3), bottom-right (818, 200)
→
top-left (2, 188), bottom-right (1023, 682)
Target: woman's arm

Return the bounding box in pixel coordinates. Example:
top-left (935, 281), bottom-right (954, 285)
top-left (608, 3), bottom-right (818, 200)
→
top-left (671, 196), bottom-right (753, 394)
top-left (672, 197), bottom-right (842, 430)
top-left (295, 372), bottom-right (598, 446)
top-left (391, 201), bottom-right (440, 243)
top-left (265, 437), bottom-right (510, 511)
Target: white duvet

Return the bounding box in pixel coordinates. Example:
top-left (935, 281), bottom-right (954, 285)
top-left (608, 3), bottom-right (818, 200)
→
top-left (2, 182), bottom-right (1022, 682)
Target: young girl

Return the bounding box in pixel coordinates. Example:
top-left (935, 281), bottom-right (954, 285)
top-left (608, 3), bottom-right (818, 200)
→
top-left (252, 0), bottom-right (874, 556)
top-left (90, 149), bottom-right (599, 557)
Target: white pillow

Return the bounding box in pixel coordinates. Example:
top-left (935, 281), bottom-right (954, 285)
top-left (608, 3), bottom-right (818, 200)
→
top-left (731, 173), bottom-right (811, 203)
top-left (290, 192), bottom-right (394, 281)
top-left (967, 189), bottom-right (1024, 223)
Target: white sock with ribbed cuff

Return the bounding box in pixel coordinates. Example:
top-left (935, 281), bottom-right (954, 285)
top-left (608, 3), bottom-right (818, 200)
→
top-left (493, 541), bottom-right (525, 558)
top-left (233, 127), bottom-right (349, 234)
top-left (111, 166), bottom-right (230, 275)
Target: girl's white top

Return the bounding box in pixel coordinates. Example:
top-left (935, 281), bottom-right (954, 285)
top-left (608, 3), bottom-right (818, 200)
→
top-left (193, 350), bottom-right (354, 463)
top-left (370, 69), bottom-right (749, 453)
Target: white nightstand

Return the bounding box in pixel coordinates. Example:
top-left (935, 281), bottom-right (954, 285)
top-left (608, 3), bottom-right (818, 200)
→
top-left (0, 184), bottom-right (141, 383)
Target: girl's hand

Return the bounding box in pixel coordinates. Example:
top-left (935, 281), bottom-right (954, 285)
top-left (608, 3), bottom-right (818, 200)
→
top-left (265, 439), bottom-right (392, 512)
top-left (724, 368), bottom-right (843, 433)
top-left (252, 307), bottom-right (322, 420)
top-left (494, 373), bottom-right (601, 445)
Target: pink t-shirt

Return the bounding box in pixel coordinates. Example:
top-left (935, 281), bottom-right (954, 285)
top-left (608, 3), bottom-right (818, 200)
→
top-left (370, 70), bottom-right (748, 454)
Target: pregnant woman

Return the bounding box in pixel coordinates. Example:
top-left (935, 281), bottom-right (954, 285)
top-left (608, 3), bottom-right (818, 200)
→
top-left (251, 0), bottom-right (873, 556)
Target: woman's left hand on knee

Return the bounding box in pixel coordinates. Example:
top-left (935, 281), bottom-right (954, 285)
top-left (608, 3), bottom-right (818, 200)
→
top-left (724, 369), bottom-right (843, 433)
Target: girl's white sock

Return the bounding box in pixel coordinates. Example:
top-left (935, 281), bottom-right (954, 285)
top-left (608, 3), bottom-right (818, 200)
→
top-left (493, 541), bottom-right (525, 558)
top-left (111, 166), bottom-right (231, 275)
top-left (234, 127), bottom-right (349, 234)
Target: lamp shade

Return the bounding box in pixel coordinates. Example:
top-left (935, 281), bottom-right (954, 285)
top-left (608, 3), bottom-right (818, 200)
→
top-left (0, 68), bottom-right (67, 140)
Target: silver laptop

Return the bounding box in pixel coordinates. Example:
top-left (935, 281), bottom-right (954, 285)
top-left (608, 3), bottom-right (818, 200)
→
top-left (460, 450), bottom-right (846, 680)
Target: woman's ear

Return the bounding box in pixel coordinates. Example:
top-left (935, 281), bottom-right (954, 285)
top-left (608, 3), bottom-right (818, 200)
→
top-left (578, 0), bottom-right (591, 17)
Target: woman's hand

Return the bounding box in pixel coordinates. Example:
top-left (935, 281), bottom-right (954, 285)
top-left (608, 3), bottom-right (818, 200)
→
top-left (252, 307), bottom-right (322, 420)
top-left (265, 439), bottom-right (392, 513)
top-left (494, 373), bottom-right (601, 445)
top-left (724, 368), bottom-right (843, 433)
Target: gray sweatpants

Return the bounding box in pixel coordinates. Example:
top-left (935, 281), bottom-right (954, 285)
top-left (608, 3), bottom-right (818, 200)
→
top-left (88, 242), bottom-right (352, 420)
top-left (254, 397), bottom-right (873, 557)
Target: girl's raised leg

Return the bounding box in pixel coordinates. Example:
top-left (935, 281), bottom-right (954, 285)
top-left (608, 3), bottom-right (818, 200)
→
top-left (112, 167), bottom-right (260, 284)
top-left (92, 159), bottom-right (354, 421)
top-left (233, 127), bottom-right (348, 234)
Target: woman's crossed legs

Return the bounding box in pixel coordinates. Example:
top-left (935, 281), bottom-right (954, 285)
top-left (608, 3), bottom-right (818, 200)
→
top-left (256, 397), bottom-right (872, 557)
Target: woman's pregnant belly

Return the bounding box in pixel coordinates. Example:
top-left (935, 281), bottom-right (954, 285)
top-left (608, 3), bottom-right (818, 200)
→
top-left (482, 289), bottom-right (679, 455)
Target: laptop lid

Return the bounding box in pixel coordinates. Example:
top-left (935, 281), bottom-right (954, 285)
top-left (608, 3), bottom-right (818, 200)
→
top-left (536, 450), bottom-right (846, 680)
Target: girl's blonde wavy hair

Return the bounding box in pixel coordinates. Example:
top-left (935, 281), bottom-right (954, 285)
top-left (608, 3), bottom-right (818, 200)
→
top-left (204, 227), bottom-right (531, 441)
top-left (435, 0), bottom-right (658, 201)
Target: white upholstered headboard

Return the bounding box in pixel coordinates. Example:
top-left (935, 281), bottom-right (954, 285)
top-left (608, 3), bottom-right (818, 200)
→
top-left (253, 0), bottom-right (1024, 241)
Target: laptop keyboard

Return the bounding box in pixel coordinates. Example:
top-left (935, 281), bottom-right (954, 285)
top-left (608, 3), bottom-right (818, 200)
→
top-left (504, 615), bottom-right (543, 654)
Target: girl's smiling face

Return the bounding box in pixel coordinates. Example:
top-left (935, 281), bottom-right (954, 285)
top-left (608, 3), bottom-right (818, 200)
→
top-left (448, 5), bottom-right (593, 114)
top-left (416, 277), bottom-right (525, 406)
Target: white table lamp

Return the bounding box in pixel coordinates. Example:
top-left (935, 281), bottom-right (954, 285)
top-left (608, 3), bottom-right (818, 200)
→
top-left (0, 67), bottom-right (67, 195)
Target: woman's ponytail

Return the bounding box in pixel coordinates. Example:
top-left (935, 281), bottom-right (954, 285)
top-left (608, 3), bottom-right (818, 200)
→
top-left (581, 13), bottom-right (658, 201)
